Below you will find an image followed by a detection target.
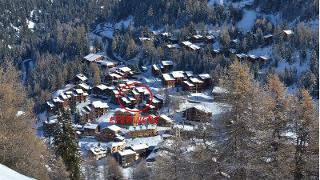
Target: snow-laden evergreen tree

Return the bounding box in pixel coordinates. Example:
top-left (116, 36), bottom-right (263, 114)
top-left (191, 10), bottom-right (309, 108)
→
top-left (53, 110), bottom-right (81, 180)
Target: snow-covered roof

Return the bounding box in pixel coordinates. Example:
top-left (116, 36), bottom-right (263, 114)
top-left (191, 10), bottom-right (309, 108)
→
top-left (92, 101), bottom-right (109, 109)
top-left (161, 60), bottom-right (173, 66)
top-left (128, 125), bottom-right (157, 131)
top-left (118, 149), bottom-right (136, 156)
top-left (229, 48), bottom-right (236, 53)
top-left (130, 144), bottom-right (149, 151)
top-left (263, 34), bottom-right (273, 38)
top-left (98, 60), bottom-right (117, 67)
top-left (283, 30), bottom-right (294, 35)
top-left (90, 147), bottom-right (107, 155)
top-left (75, 89), bottom-right (84, 94)
top-left (198, 73), bottom-right (211, 80)
top-left (231, 39), bottom-right (240, 44)
top-left (190, 77), bottom-right (203, 84)
top-left (160, 114), bottom-right (173, 123)
top-left (152, 64), bottom-right (160, 71)
top-left (193, 35), bottom-right (203, 39)
top-left (139, 37), bottom-right (152, 41)
top-left (78, 83), bottom-right (90, 90)
top-left (84, 123), bottom-right (99, 129)
top-left (107, 125), bottom-right (121, 132)
top-left (121, 97), bottom-right (131, 104)
top-left (248, 54), bottom-right (258, 59)
top-left (75, 73), bottom-right (87, 81)
top-left (166, 44), bottom-right (180, 49)
top-left (206, 35), bottom-right (214, 39)
top-left (259, 55), bottom-right (270, 60)
top-left (236, 53), bottom-right (247, 59)
top-left (119, 66), bottom-right (131, 72)
top-left (110, 73), bottom-right (122, 79)
top-left (171, 71), bottom-right (185, 78)
top-left (193, 105), bottom-right (212, 114)
top-left (96, 84), bottom-right (108, 90)
top-left (162, 73), bottom-right (175, 81)
top-left (46, 101), bottom-right (55, 108)
top-left (52, 97), bottom-right (63, 103)
top-left (212, 86), bottom-right (229, 94)
top-left (182, 41), bottom-right (200, 50)
top-left (110, 141), bottom-right (126, 147)
top-left (213, 49), bottom-right (221, 53)
top-left (182, 41), bottom-right (192, 46)
top-left (183, 80), bottom-right (195, 87)
top-left (184, 71), bottom-right (194, 77)
top-left (84, 53), bottom-right (103, 62)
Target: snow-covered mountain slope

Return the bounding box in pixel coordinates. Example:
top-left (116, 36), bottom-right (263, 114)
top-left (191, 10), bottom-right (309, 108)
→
top-left (0, 164), bottom-right (35, 180)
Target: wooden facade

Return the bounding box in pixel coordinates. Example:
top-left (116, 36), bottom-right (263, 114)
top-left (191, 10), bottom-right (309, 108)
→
top-left (128, 125), bottom-right (157, 138)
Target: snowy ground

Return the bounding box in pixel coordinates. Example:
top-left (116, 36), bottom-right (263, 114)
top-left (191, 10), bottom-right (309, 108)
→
top-left (237, 10), bottom-right (257, 32)
top-left (93, 16), bottom-right (134, 39)
top-left (0, 164), bottom-right (35, 180)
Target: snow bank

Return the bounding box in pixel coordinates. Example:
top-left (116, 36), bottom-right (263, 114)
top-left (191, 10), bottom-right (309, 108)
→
top-left (0, 164), bottom-right (35, 180)
top-left (237, 10), bottom-right (257, 32)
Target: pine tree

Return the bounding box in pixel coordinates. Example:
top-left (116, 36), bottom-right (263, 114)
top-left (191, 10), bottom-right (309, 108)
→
top-left (292, 89), bottom-right (317, 179)
top-left (53, 110), bottom-right (81, 180)
top-left (219, 60), bottom-right (258, 179)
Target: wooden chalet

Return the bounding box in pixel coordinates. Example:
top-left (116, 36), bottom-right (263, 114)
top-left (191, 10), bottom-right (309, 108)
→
top-left (183, 105), bottom-right (212, 122)
top-left (191, 35), bottom-right (204, 43)
top-left (130, 144), bottom-right (149, 158)
top-left (236, 53), bottom-right (248, 61)
top-left (90, 101), bottom-right (109, 118)
top-left (152, 64), bottom-right (161, 76)
top-left (189, 77), bottom-right (204, 92)
top-left (46, 101), bottom-right (56, 114)
top-left (205, 35), bottom-right (214, 43)
top-left (166, 44), bottom-right (180, 50)
top-left (282, 30), bottom-right (294, 39)
top-left (182, 80), bottom-right (196, 92)
top-left (73, 73), bottom-right (88, 84)
top-left (83, 123), bottom-right (100, 136)
top-left (171, 71), bottom-right (186, 85)
top-left (97, 60), bottom-right (118, 68)
top-left (52, 94), bottom-right (69, 110)
top-left (116, 149), bottom-right (136, 167)
top-left (72, 89), bottom-right (88, 103)
top-left (181, 41), bottom-right (201, 51)
top-left (152, 95), bottom-right (163, 109)
top-left (263, 34), bottom-right (273, 45)
top-left (128, 125), bottom-right (157, 138)
top-left (184, 71), bottom-right (194, 78)
top-left (161, 60), bottom-right (173, 73)
top-left (118, 66), bottom-right (133, 78)
top-left (247, 54), bottom-right (258, 63)
top-left (92, 84), bottom-right (109, 97)
top-left (162, 73), bottom-right (176, 88)
top-left (258, 55), bottom-right (271, 66)
top-left (109, 141), bottom-right (126, 154)
top-left (84, 53), bottom-right (104, 62)
top-left (212, 86), bottom-right (228, 101)
top-left (97, 125), bottom-right (123, 142)
top-left (106, 73), bottom-right (123, 83)
top-left (211, 49), bottom-right (222, 58)
top-left (76, 83), bottom-right (91, 93)
top-left (158, 114), bottom-right (174, 126)
top-left (198, 73), bottom-right (212, 88)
